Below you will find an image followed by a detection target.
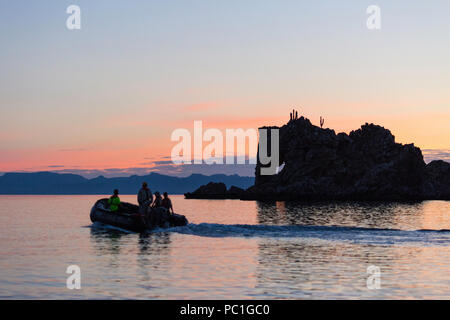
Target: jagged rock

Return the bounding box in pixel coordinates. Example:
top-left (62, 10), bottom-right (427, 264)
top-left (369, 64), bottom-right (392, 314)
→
top-left (423, 160), bottom-right (450, 199)
top-left (185, 116), bottom-right (449, 201)
top-left (184, 182), bottom-right (244, 199)
top-left (228, 186), bottom-right (245, 197)
top-left (247, 117), bottom-right (448, 201)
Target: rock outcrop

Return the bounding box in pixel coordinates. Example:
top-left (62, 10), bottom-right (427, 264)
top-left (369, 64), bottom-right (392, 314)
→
top-left (184, 182), bottom-right (245, 199)
top-left (246, 117), bottom-right (449, 200)
top-left (422, 160), bottom-right (450, 199)
top-left (185, 116), bottom-right (449, 201)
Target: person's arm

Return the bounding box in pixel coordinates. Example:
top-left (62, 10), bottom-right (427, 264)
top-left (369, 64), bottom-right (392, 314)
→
top-left (137, 190), bottom-right (143, 204)
top-left (170, 199), bottom-right (174, 214)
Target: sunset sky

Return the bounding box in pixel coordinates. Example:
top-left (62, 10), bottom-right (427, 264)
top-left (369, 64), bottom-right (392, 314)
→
top-left (1, 0), bottom-right (449, 177)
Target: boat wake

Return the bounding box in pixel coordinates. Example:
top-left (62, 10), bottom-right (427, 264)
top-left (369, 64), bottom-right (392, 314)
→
top-left (160, 223), bottom-right (450, 245)
top-left (89, 221), bottom-right (450, 246)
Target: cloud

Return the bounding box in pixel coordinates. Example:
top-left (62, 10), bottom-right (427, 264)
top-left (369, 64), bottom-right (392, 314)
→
top-left (33, 148), bottom-right (450, 180)
top-left (422, 149), bottom-right (450, 163)
top-left (50, 168), bottom-right (153, 179)
top-left (152, 160), bottom-right (174, 165)
top-left (46, 161), bottom-right (255, 178)
top-left (148, 163), bottom-right (255, 177)
top-left (46, 148), bottom-right (450, 179)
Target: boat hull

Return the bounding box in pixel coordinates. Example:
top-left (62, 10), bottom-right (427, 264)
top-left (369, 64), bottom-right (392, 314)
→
top-left (90, 199), bottom-right (188, 232)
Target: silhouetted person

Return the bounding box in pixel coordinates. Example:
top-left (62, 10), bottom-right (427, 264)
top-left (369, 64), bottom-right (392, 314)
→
top-left (138, 182), bottom-right (153, 215)
top-left (146, 191), bottom-right (164, 228)
top-left (162, 192), bottom-right (174, 214)
top-left (108, 189), bottom-right (120, 212)
top-left (152, 191), bottom-right (162, 208)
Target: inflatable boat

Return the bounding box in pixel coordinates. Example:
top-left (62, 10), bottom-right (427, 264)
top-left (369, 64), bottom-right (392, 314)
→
top-left (90, 199), bottom-right (188, 232)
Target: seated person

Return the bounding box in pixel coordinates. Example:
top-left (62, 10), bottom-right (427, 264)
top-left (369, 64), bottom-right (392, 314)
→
top-left (147, 191), bottom-right (163, 227)
top-left (151, 191), bottom-right (162, 208)
top-left (108, 189), bottom-right (121, 212)
top-left (161, 192), bottom-right (174, 214)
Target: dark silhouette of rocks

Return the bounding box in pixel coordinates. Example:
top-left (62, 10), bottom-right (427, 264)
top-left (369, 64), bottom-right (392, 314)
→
top-left (423, 160), bottom-right (450, 199)
top-left (186, 115), bottom-right (449, 201)
top-left (184, 182), bottom-right (245, 199)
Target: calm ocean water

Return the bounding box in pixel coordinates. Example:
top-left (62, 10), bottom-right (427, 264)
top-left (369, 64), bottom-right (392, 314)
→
top-left (0, 195), bottom-right (449, 299)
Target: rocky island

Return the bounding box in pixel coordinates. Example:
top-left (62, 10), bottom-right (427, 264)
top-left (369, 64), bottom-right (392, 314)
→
top-left (185, 115), bottom-right (450, 201)
top-left (184, 182), bottom-right (245, 199)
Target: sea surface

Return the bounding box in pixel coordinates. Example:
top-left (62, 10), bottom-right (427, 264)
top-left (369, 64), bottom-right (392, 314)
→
top-left (0, 195), bottom-right (449, 299)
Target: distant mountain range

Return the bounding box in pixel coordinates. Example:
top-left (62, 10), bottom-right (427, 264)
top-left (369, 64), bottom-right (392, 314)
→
top-left (0, 172), bottom-right (254, 195)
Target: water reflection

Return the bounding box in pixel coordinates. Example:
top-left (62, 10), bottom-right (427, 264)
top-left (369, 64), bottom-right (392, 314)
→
top-left (252, 200), bottom-right (450, 298)
top-left (89, 227), bottom-right (172, 261)
top-left (137, 232), bottom-right (171, 255)
top-left (253, 238), bottom-right (421, 299)
top-left (89, 227), bottom-right (171, 250)
top-left (256, 201), bottom-right (426, 230)
top-left (136, 232), bottom-right (172, 292)
top-left (89, 227), bottom-right (127, 255)
top-left (2, 195), bottom-right (449, 299)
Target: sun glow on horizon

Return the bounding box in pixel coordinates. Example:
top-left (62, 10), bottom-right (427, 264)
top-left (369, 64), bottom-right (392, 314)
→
top-left (1, 1), bottom-right (449, 176)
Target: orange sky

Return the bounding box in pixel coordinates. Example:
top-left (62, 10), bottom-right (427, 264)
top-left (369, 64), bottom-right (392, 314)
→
top-left (1, 1), bottom-right (450, 176)
top-left (1, 109), bottom-right (449, 174)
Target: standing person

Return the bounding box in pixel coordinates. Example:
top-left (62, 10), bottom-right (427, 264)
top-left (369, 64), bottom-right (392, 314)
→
top-left (108, 189), bottom-right (121, 212)
top-left (161, 192), bottom-right (174, 214)
top-left (137, 182), bottom-right (153, 215)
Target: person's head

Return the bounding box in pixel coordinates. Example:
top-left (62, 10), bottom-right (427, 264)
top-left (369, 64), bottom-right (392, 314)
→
top-left (142, 182), bottom-right (148, 188)
top-left (113, 189), bottom-right (119, 196)
top-left (155, 191), bottom-right (160, 197)
top-left (163, 192), bottom-right (168, 198)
